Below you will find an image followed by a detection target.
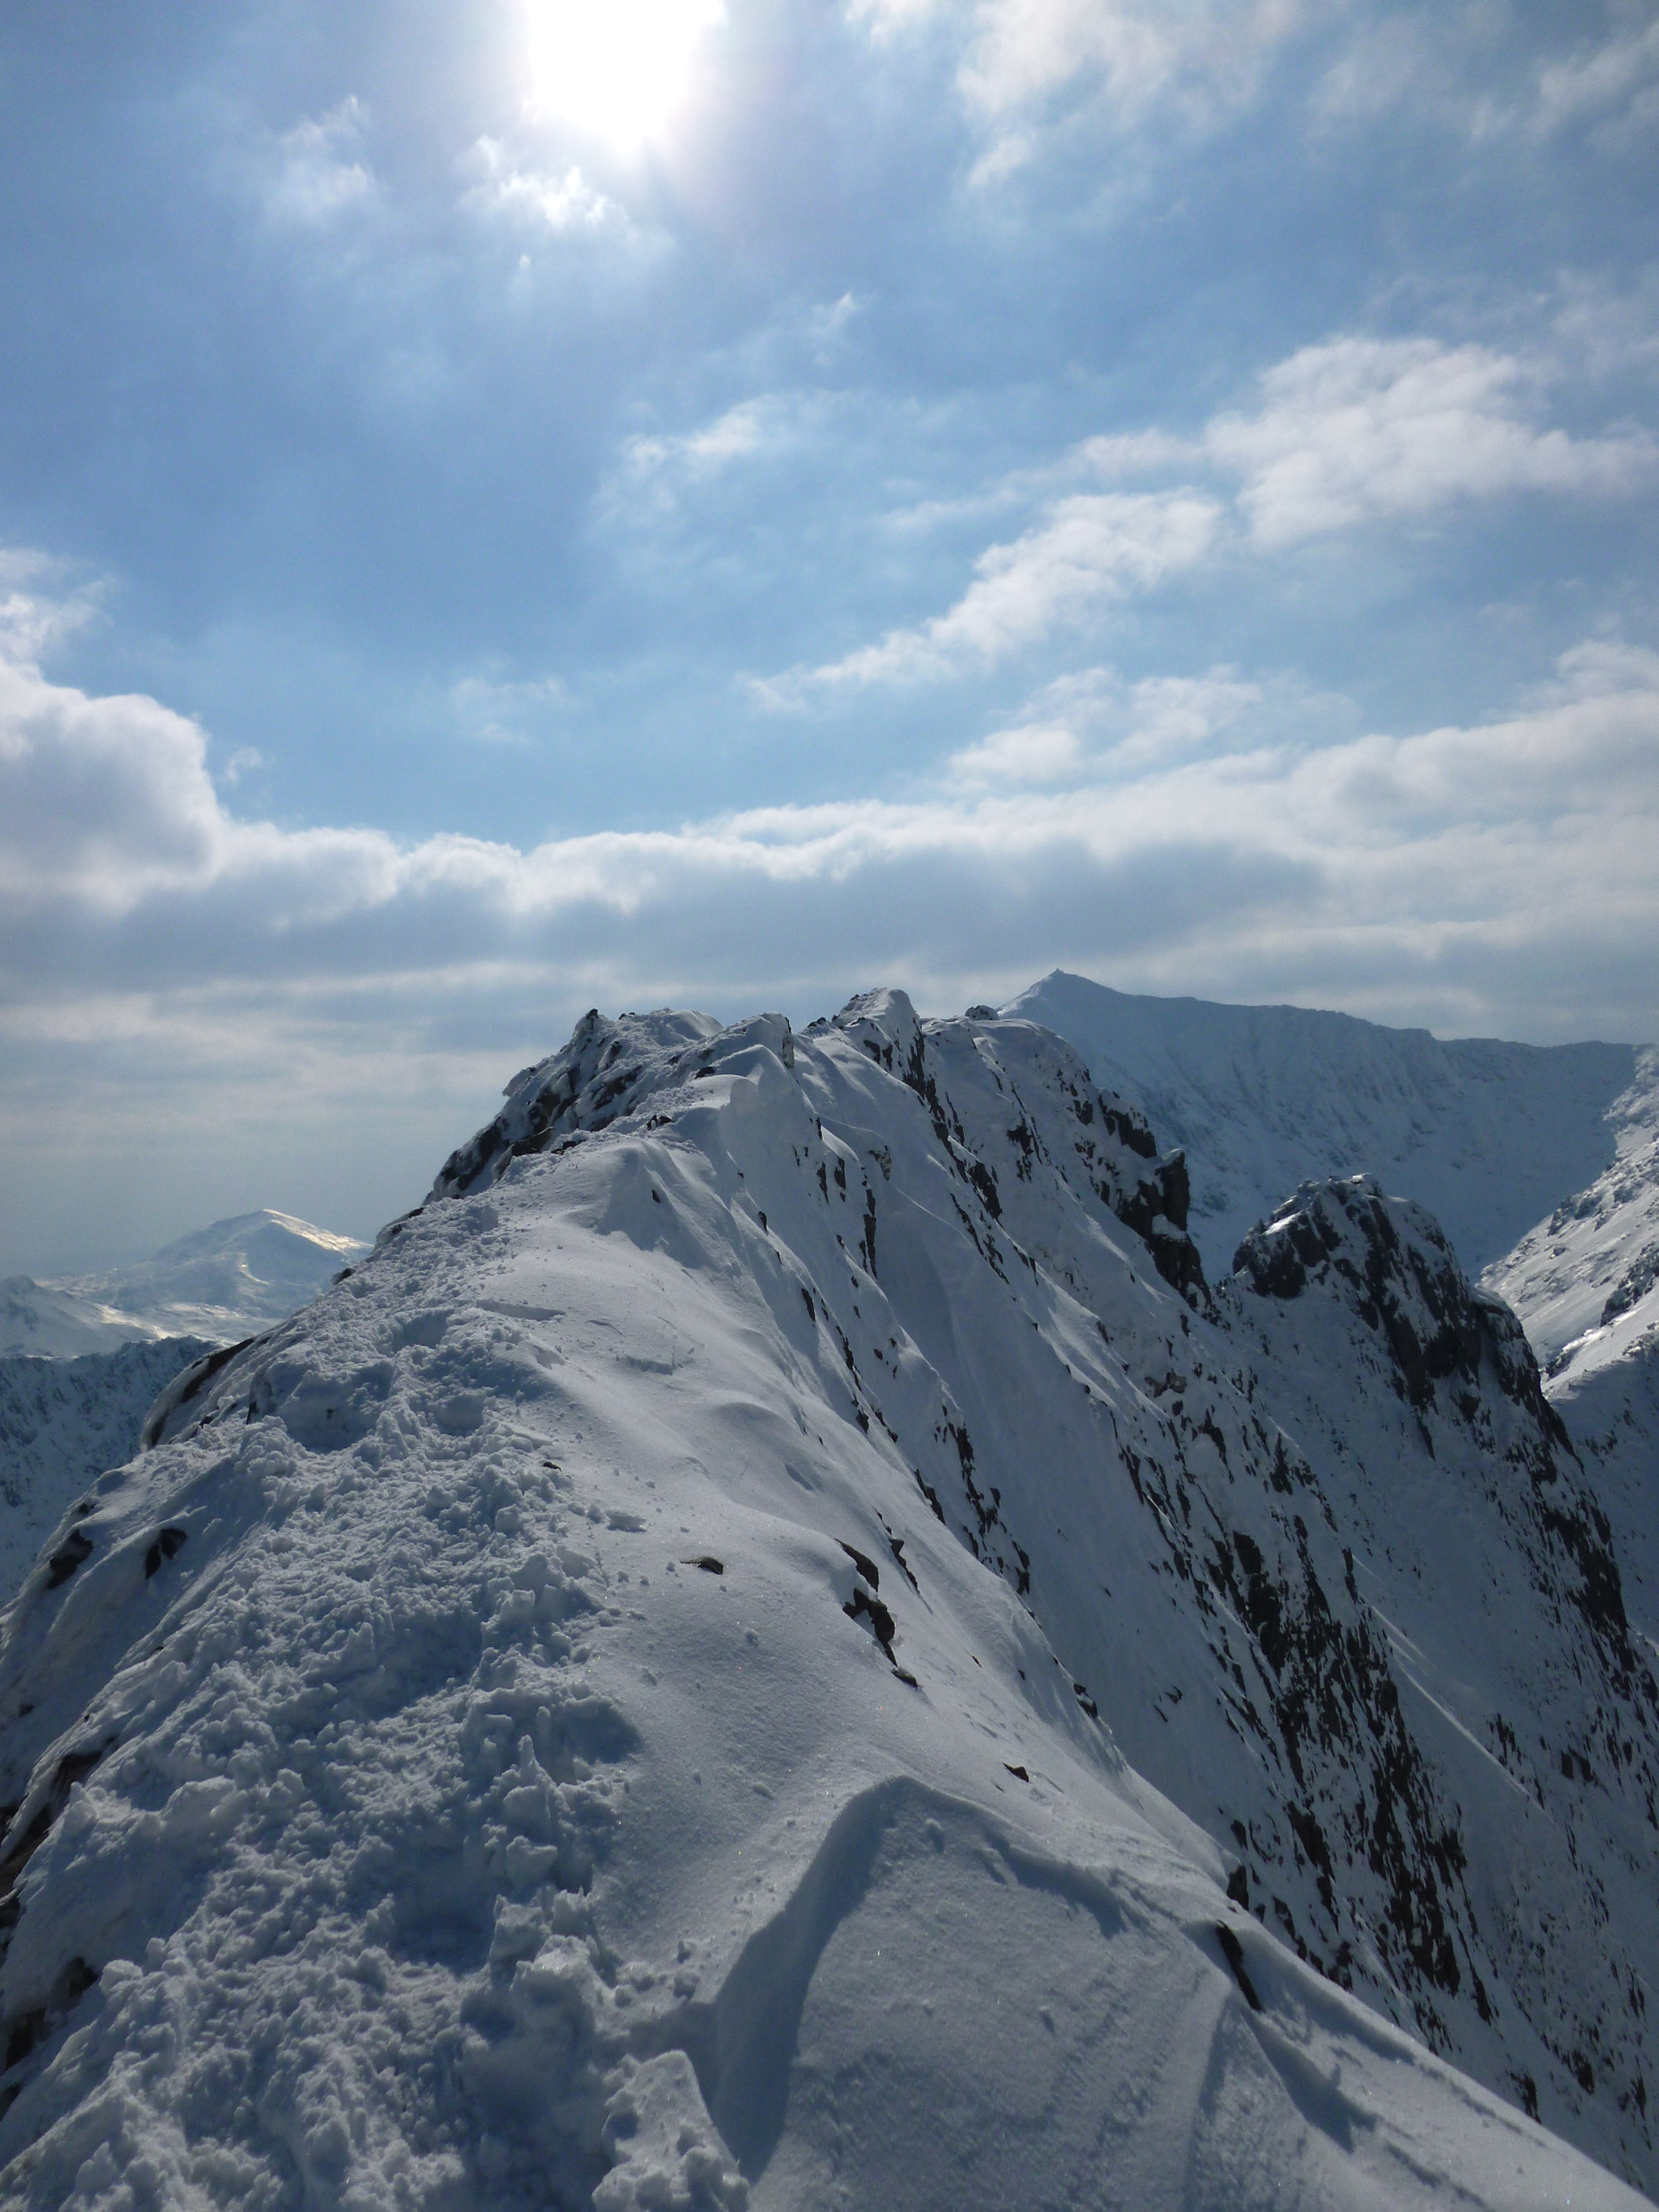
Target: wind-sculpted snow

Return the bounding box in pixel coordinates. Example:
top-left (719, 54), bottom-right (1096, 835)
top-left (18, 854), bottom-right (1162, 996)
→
top-left (0, 993), bottom-right (1649, 2207)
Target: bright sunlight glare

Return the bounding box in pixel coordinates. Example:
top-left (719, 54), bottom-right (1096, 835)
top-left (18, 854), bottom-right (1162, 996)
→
top-left (523, 0), bottom-right (726, 151)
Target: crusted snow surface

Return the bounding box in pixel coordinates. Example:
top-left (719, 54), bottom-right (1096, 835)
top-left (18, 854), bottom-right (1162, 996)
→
top-left (2, 1213), bottom-right (369, 1361)
top-left (1011, 970), bottom-right (1636, 1276)
top-left (0, 1343), bottom-right (212, 1605)
top-left (0, 993), bottom-right (1648, 2209)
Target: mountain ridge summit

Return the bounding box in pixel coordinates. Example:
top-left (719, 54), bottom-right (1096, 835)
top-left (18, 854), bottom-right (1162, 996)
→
top-left (0, 989), bottom-right (1653, 2206)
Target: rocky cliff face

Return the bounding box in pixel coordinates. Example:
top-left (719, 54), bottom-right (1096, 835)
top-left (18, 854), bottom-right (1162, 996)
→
top-left (1225, 1178), bottom-right (1659, 2148)
top-left (0, 994), bottom-right (1649, 2207)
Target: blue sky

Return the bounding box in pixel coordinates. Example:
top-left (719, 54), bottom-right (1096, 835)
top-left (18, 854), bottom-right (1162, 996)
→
top-left (2, 0), bottom-right (1657, 1268)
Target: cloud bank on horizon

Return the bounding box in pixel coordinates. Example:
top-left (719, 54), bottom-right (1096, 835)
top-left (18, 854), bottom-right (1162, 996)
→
top-left (0, 0), bottom-right (1654, 1268)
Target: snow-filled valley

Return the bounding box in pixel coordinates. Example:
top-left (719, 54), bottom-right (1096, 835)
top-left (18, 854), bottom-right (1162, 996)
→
top-left (0, 991), bottom-right (1655, 2209)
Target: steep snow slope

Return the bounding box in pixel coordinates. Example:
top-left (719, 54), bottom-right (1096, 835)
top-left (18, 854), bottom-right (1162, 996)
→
top-left (0, 997), bottom-right (1650, 2208)
top-left (1009, 970), bottom-right (1635, 1275)
top-left (1222, 1180), bottom-right (1659, 2155)
top-left (0, 1343), bottom-right (211, 1605)
top-left (1555, 1348), bottom-right (1659, 1648)
top-left (1486, 1050), bottom-right (1659, 1376)
top-left (1, 1213), bottom-right (369, 1360)
top-left (1482, 1052), bottom-right (1659, 1649)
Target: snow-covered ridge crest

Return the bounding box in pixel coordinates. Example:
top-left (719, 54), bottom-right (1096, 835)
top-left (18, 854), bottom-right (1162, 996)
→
top-left (433, 990), bottom-right (1205, 1308)
top-left (0, 993), bottom-right (1651, 2206)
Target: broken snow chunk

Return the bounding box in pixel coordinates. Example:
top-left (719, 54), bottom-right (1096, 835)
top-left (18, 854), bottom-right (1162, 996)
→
top-left (492, 1588), bottom-right (538, 1634)
top-left (596, 2052), bottom-right (748, 2212)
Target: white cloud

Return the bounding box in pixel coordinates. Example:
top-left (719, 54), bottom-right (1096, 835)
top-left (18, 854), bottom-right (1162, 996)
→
top-left (450, 671), bottom-right (569, 746)
top-left (792, 490), bottom-right (1221, 690)
top-left (463, 139), bottom-right (619, 232)
top-left (1311, 15), bottom-right (1435, 125)
top-left (1533, 15), bottom-right (1659, 141)
top-left (807, 292), bottom-right (864, 360)
top-left (623, 396), bottom-right (787, 481)
top-left (744, 326), bottom-right (1654, 705)
top-left (949, 665), bottom-right (1265, 786)
top-left (851, 0), bottom-right (1307, 176)
top-left (1205, 335), bottom-right (1658, 545)
top-left (0, 550), bottom-right (103, 665)
top-left (948, 718), bottom-right (1085, 786)
top-left (266, 100), bottom-right (377, 226)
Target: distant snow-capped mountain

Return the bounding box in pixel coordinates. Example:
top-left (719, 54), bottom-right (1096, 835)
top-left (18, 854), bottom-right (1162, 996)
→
top-left (0, 1211), bottom-right (369, 1359)
top-left (0, 993), bottom-right (1651, 2207)
top-left (1013, 970), bottom-right (1659, 1660)
top-left (1009, 969), bottom-right (1635, 1276)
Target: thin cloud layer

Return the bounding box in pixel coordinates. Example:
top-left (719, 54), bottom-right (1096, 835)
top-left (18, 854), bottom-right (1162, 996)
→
top-left (3, 608), bottom-right (1653, 1029)
top-left (782, 492), bottom-right (1221, 693)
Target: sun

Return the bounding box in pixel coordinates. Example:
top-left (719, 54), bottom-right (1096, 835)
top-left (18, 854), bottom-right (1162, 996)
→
top-left (523, 0), bottom-right (726, 152)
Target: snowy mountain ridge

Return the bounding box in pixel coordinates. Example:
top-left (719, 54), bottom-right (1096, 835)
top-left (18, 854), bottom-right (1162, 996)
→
top-left (0, 991), bottom-right (1653, 2206)
top-left (1010, 970), bottom-right (1637, 1276)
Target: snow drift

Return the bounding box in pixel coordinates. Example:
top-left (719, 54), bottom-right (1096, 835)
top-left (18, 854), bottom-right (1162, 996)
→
top-left (0, 994), bottom-right (1652, 2208)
